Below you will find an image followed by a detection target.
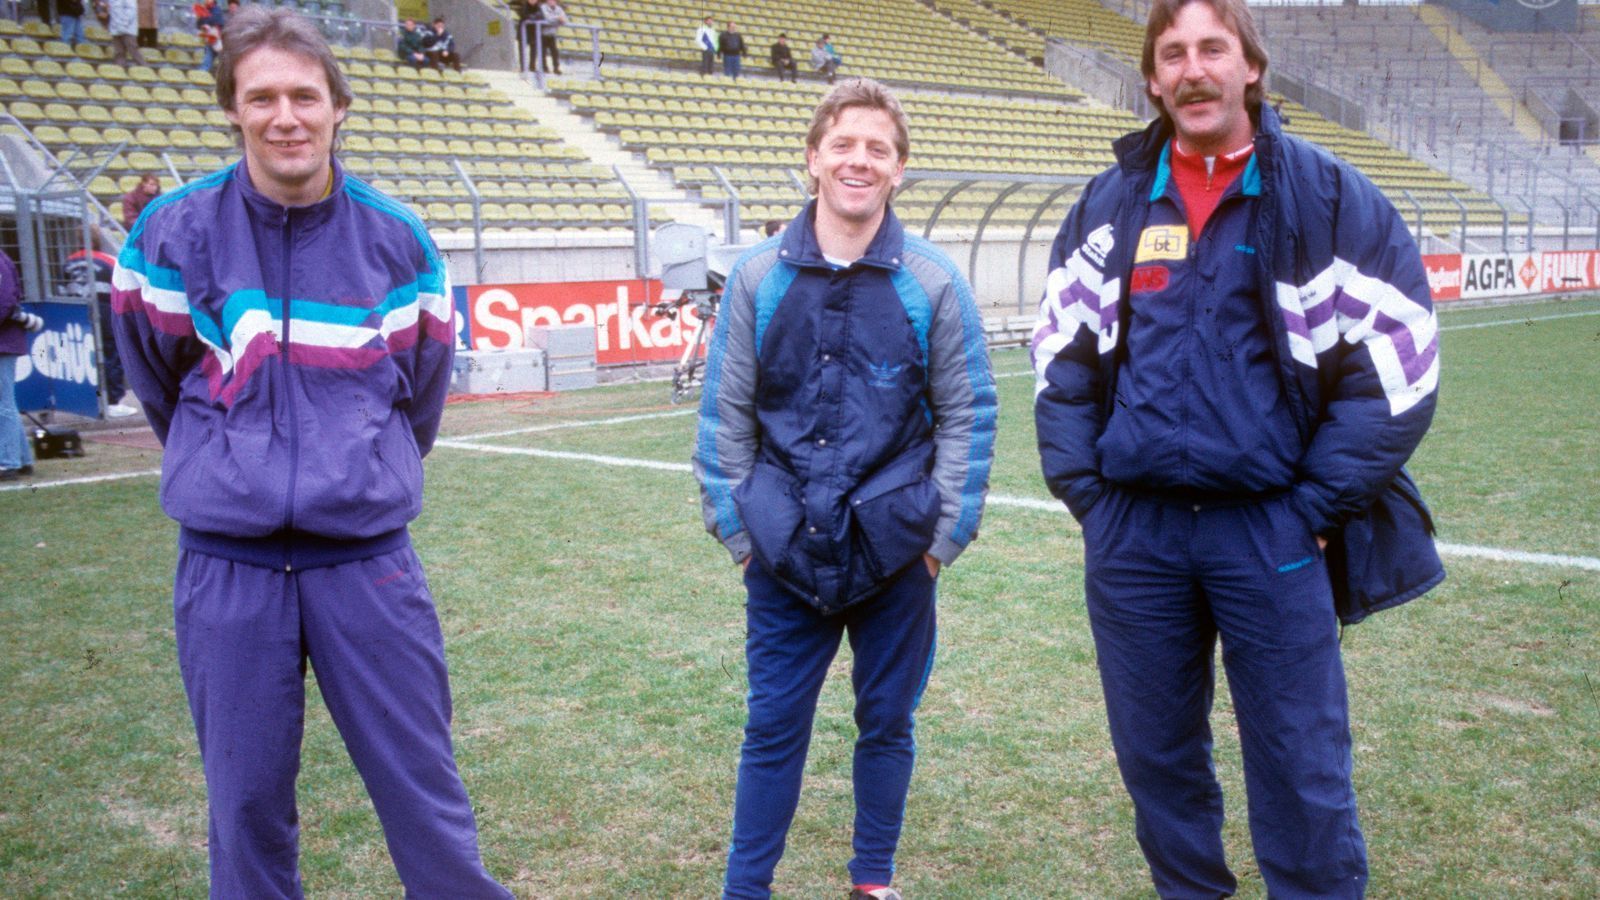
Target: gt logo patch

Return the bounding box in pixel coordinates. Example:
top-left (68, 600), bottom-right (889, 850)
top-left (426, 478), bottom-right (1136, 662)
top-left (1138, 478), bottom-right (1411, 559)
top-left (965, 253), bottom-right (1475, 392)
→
top-left (1135, 225), bottom-right (1188, 262)
top-left (1130, 265), bottom-right (1170, 294)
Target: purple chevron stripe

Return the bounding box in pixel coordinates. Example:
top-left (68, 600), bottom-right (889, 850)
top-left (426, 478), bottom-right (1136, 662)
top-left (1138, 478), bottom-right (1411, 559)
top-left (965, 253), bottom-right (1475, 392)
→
top-left (1374, 311), bottom-right (1438, 384)
top-left (1334, 286), bottom-right (1373, 322)
top-left (216, 332), bottom-right (280, 406)
top-left (113, 286), bottom-right (195, 338)
top-left (287, 343), bottom-right (389, 370)
top-left (1030, 319), bottom-right (1059, 355)
top-left (1281, 303), bottom-right (1310, 340)
top-left (1063, 278), bottom-right (1100, 313)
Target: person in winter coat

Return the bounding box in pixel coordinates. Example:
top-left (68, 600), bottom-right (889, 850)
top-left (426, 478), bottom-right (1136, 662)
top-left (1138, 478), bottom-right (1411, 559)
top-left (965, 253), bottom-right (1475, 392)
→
top-left (1031, 0), bottom-right (1441, 895)
top-left (109, 8), bottom-right (512, 895)
top-left (694, 15), bottom-right (717, 76)
top-left (717, 20), bottom-right (745, 80)
top-left (57, 0), bottom-right (87, 47)
top-left (697, 78), bottom-right (995, 900)
top-left (0, 251), bottom-right (43, 480)
top-left (106, 0), bottom-right (141, 66)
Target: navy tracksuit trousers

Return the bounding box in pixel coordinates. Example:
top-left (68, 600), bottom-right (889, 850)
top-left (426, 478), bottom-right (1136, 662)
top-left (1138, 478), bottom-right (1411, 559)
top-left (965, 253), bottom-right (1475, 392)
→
top-left (724, 560), bottom-right (938, 899)
top-left (1082, 490), bottom-right (1367, 899)
top-left (173, 545), bottom-right (510, 899)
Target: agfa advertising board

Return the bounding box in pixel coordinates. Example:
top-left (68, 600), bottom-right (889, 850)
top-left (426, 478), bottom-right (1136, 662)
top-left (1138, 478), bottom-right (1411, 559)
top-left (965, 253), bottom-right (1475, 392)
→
top-left (458, 279), bottom-right (706, 366)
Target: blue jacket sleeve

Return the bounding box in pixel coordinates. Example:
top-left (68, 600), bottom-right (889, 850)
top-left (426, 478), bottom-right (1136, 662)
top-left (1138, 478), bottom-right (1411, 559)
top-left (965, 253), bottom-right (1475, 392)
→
top-left (919, 252), bottom-right (996, 565)
top-left (692, 254), bottom-right (762, 564)
top-left (1033, 182), bottom-right (1119, 521)
top-left (1286, 166), bottom-right (1440, 534)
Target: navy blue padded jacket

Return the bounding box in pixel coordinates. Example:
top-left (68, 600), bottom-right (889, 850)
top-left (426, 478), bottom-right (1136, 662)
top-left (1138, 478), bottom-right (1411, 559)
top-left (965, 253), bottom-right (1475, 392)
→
top-left (1033, 105), bottom-right (1444, 621)
top-left (696, 202), bottom-right (996, 614)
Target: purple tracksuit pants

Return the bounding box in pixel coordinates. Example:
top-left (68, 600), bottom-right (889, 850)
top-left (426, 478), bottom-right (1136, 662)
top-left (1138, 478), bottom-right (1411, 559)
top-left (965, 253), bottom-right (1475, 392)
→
top-left (173, 544), bottom-right (510, 898)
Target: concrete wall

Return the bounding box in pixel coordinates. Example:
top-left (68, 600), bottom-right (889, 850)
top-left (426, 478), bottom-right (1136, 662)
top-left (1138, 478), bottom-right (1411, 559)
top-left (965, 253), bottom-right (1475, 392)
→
top-left (434, 227), bottom-right (1061, 315)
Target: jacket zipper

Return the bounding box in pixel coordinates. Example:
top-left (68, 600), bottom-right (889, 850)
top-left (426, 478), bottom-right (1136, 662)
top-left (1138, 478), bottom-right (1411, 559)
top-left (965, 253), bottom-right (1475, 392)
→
top-left (280, 212), bottom-right (299, 545)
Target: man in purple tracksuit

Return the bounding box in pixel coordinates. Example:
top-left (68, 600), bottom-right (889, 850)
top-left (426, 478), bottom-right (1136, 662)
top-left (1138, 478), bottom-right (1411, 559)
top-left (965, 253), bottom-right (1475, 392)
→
top-left (110, 8), bottom-right (509, 896)
top-left (1033, 0), bottom-right (1442, 895)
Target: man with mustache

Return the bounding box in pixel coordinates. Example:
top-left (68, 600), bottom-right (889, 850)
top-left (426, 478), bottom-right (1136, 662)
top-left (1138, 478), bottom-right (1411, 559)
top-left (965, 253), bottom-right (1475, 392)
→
top-left (1032, 0), bottom-right (1442, 895)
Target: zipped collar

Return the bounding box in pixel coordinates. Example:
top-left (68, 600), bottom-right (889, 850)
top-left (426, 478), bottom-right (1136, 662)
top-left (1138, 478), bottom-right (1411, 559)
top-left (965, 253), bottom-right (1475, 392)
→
top-left (232, 156), bottom-right (346, 228)
top-left (777, 199), bottom-right (907, 272)
top-left (1113, 102), bottom-right (1284, 178)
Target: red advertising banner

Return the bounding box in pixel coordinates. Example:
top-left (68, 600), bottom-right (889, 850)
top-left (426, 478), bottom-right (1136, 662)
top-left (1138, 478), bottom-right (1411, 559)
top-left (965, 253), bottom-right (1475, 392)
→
top-left (1422, 254), bottom-right (1462, 302)
top-left (462, 279), bottom-right (707, 366)
top-left (1539, 250), bottom-right (1599, 293)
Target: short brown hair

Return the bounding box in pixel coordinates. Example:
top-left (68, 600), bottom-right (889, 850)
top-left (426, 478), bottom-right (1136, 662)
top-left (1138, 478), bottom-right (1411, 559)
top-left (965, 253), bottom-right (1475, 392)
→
top-left (215, 6), bottom-right (353, 133)
top-left (1140, 0), bottom-right (1268, 125)
top-left (803, 77), bottom-right (910, 195)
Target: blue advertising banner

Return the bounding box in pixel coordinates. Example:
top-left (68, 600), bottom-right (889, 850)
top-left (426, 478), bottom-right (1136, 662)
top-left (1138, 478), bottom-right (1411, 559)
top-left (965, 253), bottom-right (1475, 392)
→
top-left (14, 301), bottom-right (103, 417)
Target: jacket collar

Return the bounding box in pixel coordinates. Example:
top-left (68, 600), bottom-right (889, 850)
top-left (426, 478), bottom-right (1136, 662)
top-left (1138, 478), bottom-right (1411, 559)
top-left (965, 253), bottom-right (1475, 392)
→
top-left (1113, 102), bottom-right (1284, 176)
top-left (232, 156), bottom-right (346, 227)
top-left (777, 199), bottom-right (906, 271)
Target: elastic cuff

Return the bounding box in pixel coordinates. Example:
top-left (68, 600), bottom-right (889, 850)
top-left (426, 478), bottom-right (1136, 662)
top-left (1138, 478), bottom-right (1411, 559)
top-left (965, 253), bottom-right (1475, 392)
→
top-left (927, 534), bottom-right (962, 567)
top-left (723, 531), bottom-right (752, 565)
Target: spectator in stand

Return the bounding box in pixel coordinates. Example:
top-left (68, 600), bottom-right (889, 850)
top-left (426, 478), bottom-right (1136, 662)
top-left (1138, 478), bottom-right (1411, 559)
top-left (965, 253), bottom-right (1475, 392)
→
top-left (107, 0), bottom-right (141, 66)
top-left (533, 0), bottom-right (567, 75)
top-left (137, 0), bottom-right (159, 49)
top-left (0, 251), bottom-right (43, 482)
top-left (811, 36), bottom-right (840, 84)
top-left (425, 17), bottom-right (462, 72)
top-left (769, 32), bottom-right (797, 83)
top-left (397, 17), bottom-right (436, 71)
top-left (58, 0), bottom-right (87, 48)
top-left (37, 0), bottom-right (54, 28)
top-left (121, 172), bottom-right (161, 229)
top-left (762, 218), bottom-right (785, 237)
top-left (195, 0), bottom-right (223, 70)
top-left (718, 20), bottom-right (745, 80)
top-left (695, 15), bottom-right (716, 76)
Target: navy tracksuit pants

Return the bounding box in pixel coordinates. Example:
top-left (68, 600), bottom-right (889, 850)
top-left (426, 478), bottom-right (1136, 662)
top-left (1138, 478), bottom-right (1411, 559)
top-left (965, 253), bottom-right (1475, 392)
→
top-left (1082, 490), bottom-right (1367, 899)
top-left (173, 545), bottom-right (510, 899)
top-left (724, 560), bottom-right (938, 899)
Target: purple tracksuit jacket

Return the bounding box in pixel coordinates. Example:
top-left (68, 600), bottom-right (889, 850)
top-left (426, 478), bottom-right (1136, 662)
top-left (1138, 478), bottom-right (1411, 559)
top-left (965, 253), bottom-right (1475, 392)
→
top-left (110, 158), bottom-right (454, 565)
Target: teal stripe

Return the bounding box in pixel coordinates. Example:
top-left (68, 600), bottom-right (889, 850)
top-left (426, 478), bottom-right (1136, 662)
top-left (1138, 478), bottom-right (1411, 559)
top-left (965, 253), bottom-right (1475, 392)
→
top-left (888, 264), bottom-right (932, 372)
top-left (752, 253), bottom-right (798, 356)
top-left (1149, 141), bottom-right (1173, 202)
top-left (1241, 153), bottom-right (1262, 196)
top-left (346, 176), bottom-right (444, 280)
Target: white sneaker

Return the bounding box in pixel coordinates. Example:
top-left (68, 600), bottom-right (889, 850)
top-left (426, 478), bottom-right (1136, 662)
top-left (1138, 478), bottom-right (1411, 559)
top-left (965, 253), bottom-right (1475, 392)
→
top-left (106, 403), bottom-right (139, 418)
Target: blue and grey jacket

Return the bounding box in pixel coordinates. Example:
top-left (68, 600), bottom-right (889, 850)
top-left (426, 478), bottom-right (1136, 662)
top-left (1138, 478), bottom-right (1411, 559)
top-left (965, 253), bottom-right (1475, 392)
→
top-left (695, 202), bottom-right (996, 613)
top-left (111, 158), bottom-right (454, 568)
top-left (1033, 106), bottom-right (1443, 622)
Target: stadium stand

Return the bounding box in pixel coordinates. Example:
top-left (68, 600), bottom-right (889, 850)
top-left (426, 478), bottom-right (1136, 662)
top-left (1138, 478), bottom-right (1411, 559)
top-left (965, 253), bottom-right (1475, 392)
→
top-left (0, 0), bottom-right (1562, 246)
top-left (554, 0), bottom-right (1079, 97)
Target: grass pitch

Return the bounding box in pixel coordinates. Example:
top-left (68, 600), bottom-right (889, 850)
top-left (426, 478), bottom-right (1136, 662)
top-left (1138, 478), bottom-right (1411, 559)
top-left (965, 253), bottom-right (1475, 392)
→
top-left (1, 297), bottom-right (1596, 897)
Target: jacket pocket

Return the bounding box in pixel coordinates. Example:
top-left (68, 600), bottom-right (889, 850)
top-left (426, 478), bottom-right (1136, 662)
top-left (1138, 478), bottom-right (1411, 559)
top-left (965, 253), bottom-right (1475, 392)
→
top-left (848, 445), bottom-right (941, 583)
top-left (1328, 468), bottom-right (1444, 625)
top-left (733, 462), bottom-right (807, 579)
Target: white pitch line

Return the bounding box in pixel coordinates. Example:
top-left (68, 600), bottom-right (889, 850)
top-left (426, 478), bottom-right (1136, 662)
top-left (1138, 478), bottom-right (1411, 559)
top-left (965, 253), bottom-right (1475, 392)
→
top-left (1440, 309), bottom-right (1600, 332)
top-left (434, 438), bottom-right (693, 473)
top-left (438, 439), bottom-right (1600, 573)
top-left (1436, 541), bottom-right (1600, 572)
top-left (454, 408), bottom-right (697, 442)
top-left (0, 468), bottom-right (162, 492)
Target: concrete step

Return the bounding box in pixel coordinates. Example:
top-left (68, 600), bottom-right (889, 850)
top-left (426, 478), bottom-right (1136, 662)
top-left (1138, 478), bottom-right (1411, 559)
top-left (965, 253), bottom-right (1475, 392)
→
top-left (478, 69), bottom-right (727, 238)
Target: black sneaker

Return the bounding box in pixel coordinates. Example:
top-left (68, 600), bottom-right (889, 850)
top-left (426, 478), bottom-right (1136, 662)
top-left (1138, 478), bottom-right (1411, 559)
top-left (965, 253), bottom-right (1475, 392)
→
top-left (849, 890), bottom-right (902, 900)
top-left (17, 465), bottom-right (32, 475)
top-left (0, 469), bottom-right (18, 482)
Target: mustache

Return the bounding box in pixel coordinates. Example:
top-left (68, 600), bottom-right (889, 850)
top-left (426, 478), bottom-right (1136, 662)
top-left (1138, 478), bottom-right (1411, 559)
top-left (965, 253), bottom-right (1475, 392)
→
top-left (1173, 84), bottom-right (1222, 106)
